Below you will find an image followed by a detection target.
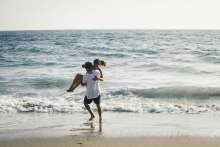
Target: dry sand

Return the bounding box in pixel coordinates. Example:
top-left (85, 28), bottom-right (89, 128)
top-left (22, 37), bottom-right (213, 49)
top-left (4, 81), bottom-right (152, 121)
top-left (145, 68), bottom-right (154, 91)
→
top-left (1, 136), bottom-right (220, 147)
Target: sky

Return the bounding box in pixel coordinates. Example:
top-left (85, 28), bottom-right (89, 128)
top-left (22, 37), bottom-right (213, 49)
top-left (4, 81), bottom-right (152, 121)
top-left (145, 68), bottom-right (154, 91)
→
top-left (0, 0), bottom-right (220, 30)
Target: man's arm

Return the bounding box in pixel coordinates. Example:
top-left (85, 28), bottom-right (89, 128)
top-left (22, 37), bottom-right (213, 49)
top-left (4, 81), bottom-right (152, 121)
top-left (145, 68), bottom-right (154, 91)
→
top-left (81, 75), bottom-right (87, 86)
top-left (93, 76), bottom-right (104, 81)
top-left (81, 81), bottom-right (87, 86)
top-left (97, 67), bottom-right (103, 78)
top-left (93, 70), bottom-right (104, 81)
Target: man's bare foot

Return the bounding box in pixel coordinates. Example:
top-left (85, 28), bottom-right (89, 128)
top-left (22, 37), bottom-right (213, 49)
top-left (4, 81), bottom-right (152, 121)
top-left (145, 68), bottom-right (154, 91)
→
top-left (89, 115), bottom-right (95, 121)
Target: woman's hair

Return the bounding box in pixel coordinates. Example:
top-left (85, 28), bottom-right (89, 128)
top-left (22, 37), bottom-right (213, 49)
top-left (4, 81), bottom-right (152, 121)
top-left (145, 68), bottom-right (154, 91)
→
top-left (100, 60), bottom-right (106, 66)
top-left (93, 59), bottom-right (107, 67)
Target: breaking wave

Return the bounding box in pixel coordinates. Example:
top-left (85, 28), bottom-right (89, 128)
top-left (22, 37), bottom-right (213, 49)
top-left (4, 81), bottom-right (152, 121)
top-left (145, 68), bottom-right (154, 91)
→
top-left (1, 86), bottom-right (220, 114)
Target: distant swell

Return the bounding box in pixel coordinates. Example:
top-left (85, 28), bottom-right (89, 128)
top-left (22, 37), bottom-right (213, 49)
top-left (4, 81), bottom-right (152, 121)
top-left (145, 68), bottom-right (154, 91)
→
top-left (85, 50), bottom-right (129, 58)
top-left (109, 86), bottom-right (220, 99)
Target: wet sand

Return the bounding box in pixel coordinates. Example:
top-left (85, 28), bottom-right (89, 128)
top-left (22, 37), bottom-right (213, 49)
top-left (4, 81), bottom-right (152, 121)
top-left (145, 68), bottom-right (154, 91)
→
top-left (1, 112), bottom-right (220, 139)
top-left (1, 136), bottom-right (220, 147)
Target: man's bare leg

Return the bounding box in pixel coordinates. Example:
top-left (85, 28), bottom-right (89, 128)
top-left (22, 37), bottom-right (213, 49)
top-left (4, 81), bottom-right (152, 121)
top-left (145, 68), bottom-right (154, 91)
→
top-left (84, 104), bottom-right (95, 121)
top-left (96, 104), bottom-right (102, 122)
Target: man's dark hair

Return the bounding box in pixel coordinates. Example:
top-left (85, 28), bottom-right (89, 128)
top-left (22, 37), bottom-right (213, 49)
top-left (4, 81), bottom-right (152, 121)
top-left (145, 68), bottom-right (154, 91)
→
top-left (82, 62), bottom-right (93, 69)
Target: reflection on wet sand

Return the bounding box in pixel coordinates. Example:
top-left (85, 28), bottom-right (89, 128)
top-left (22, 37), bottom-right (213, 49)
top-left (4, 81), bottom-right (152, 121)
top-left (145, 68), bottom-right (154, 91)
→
top-left (88, 120), bottom-right (102, 133)
top-left (70, 120), bottom-right (102, 135)
top-left (99, 120), bottom-right (102, 132)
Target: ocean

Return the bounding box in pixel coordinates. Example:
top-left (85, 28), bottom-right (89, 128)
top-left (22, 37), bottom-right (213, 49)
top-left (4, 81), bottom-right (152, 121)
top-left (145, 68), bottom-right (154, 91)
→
top-left (1, 30), bottom-right (220, 114)
top-left (1, 30), bottom-right (220, 138)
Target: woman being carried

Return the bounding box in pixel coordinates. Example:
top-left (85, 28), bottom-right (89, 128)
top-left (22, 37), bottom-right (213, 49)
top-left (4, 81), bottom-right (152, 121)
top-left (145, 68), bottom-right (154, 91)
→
top-left (67, 59), bottom-right (106, 92)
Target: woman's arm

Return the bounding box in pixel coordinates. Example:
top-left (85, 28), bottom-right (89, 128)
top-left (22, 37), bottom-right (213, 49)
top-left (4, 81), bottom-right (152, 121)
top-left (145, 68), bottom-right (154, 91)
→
top-left (93, 69), bottom-right (104, 81)
top-left (97, 67), bottom-right (103, 78)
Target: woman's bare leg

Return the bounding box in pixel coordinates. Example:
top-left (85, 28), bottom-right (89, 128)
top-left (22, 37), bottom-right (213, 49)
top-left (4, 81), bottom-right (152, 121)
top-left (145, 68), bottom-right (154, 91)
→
top-left (67, 74), bottom-right (83, 92)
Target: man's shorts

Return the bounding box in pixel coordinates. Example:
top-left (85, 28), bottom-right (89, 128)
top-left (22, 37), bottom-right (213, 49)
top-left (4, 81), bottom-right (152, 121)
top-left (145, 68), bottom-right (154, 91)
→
top-left (84, 95), bottom-right (100, 105)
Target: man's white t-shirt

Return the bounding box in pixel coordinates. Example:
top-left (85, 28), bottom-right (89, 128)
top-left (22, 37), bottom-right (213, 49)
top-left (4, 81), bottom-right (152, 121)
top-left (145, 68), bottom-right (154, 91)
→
top-left (82, 70), bottom-right (101, 99)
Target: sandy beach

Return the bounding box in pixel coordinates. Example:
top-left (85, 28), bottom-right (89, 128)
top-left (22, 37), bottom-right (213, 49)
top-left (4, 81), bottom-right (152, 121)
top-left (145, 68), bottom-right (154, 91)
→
top-left (1, 136), bottom-right (220, 147)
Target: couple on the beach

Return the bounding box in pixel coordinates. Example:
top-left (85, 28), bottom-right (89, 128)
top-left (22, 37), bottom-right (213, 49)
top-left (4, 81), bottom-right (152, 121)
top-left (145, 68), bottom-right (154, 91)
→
top-left (67, 59), bottom-right (106, 122)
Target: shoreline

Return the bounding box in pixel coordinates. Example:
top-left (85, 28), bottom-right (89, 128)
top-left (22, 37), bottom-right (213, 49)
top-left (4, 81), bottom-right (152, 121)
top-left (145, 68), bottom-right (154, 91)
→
top-left (1, 112), bottom-right (220, 140)
top-left (1, 135), bottom-right (220, 147)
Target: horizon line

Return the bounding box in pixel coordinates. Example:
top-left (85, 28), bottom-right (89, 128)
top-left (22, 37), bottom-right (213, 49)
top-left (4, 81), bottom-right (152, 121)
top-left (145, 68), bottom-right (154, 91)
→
top-left (1, 28), bottom-right (220, 32)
